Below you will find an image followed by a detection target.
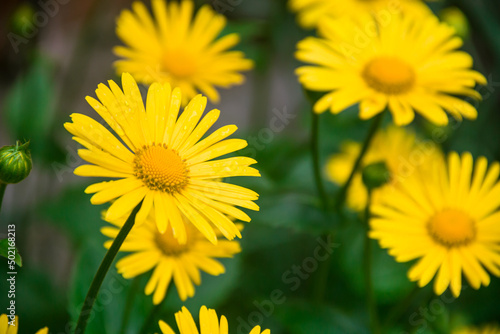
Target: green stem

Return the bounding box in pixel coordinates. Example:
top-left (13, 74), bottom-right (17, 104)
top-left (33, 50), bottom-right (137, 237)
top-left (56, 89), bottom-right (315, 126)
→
top-left (312, 233), bottom-right (333, 303)
top-left (364, 191), bottom-right (380, 334)
top-left (138, 301), bottom-right (164, 334)
top-left (311, 112), bottom-right (329, 211)
top-left (118, 276), bottom-right (142, 334)
top-left (334, 112), bottom-right (384, 210)
top-left (0, 183), bottom-right (6, 214)
top-left (75, 202), bottom-right (142, 334)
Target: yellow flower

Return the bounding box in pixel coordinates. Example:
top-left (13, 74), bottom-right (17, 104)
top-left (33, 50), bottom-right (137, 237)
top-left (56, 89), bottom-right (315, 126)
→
top-left (0, 314), bottom-right (48, 334)
top-left (370, 152), bottom-right (500, 297)
top-left (453, 324), bottom-right (500, 334)
top-left (295, 12), bottom-right (486, 126)
top-left (325, 126), bottom-right (442, 211)
top-left (102, 212), bottom-right (242, 304)
top-left (158, 306), bottom-right (270, 334)
top-left (64, 73), bottom-right (260, 244)
top-left (289, 0), bottom-right (429, 29)
top-left (114, 0), bottom-right (253, 105)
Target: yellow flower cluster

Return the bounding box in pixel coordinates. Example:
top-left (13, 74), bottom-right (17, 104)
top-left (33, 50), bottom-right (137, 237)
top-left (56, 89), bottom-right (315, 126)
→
top-left (291, 0), bottom-right (500, 302)
top-left (59, 0), bottom-right (499, 332)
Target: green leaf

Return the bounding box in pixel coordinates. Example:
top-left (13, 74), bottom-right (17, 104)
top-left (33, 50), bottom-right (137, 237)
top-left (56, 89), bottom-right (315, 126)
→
top-left (38, 185), bottom-right (103, 246)
top-left (0, 238), bottom-right (22, 267)
top-left (275, 301), bottom-right (369, 334)
top-left (337, 221), bottom-right (414, 305)
top-left (4, 55), bottom-right (57, 162)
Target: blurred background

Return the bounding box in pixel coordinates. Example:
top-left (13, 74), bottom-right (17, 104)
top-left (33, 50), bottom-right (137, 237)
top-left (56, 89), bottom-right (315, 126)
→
top-left (1, 0), bottom-right (500, 333)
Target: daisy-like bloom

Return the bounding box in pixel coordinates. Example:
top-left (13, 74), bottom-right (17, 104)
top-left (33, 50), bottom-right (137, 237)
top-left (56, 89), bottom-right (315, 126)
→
top-left (64, 73), bottom-right (260, 244)
top-left (453, 324), bottom-right (500, 334)
top-left (0, 314), bottom-right (48, 334)
top-left (289, 0), bottom-right (429, 29)
top-left (326, 126), bottom-right (442, 211)
top-left (158, 306), bottom-right (270, 334)
top-left (101, 212), bottom-right (241, 304)
top-left (114, 0), bottom-right (253, 105)
top-left (295, 12), bottom-right (487, 126)
top-left (370, 152), bottom-right (500, 297)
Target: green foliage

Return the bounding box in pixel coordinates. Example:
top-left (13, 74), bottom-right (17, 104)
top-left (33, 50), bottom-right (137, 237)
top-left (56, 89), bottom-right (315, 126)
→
top-left (0, 238), bottom-right (22, 267)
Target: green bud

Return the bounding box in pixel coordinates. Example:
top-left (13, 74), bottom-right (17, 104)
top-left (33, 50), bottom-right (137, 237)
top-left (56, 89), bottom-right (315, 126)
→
top-left (362, 161), bottom-right (390, 191)
top-left (0, 141), bottom-right (32, 184)
top-left (440, 7), bottom-right (469, 40)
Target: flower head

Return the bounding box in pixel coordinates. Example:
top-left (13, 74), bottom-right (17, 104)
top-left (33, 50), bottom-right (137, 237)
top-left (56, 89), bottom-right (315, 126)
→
top-left (289, 0), bottom-right (429, 29)
top-left (0, 314), bottom-right (48, 334)
top-left (64, 73), bottom-right (260, 244)
top-left (295, 12), bottom-right (486, 126)
top-left (102, 212), bottom-right (241, 304)
top-left (370, 152), bottom-right (500, 297)
top-left (326, 126), bottom-right (442, 211)
top-left (114, 0), bottom-right (253, 105)
top-left (158, 306), bottom-right (270, 334)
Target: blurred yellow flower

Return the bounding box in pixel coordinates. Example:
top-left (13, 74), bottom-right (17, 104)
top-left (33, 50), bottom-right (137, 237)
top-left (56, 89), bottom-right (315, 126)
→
top-left (65, 73), bottom-right (260, 244)
top-left (326, 126), bottom-right (442, 211)
top-left (453, 324), bottom-right (500, 334)
top-left (295, 12), bottom-right (486, 126)
top-left (289, 0), bottom-right (429, 29)
top-left (370, 152), bottom-right (500, 297)
top-left (158, 306), bottom-right (270, 334)
top-left (102, 213), bottom-right (241, 304)
top-left (0, 314), bottom-right (48, 334)
top-left (114, 0), bottom-right (253, 105)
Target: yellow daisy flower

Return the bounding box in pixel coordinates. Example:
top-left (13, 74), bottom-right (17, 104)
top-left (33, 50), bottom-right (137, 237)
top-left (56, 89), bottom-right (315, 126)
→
top-left (114, 0), bottom-right (253, 105)
top-left (101, 212), bottom-right (242, 304)
top-left (326, 126), bottom-right (442, 211)
top-left (0, 314), bottom-right (48, 334)
top-left (453, 324), bottom-right (500, 334)
top-left (158, 306), bottom-right (270, 334)
top-left (64, 73), bottom-right (260, 244)
top-left (370, 152), bottom-right (500, 297)
top-left (295, 12), bottom-right (486, 126)
top-left (289, 0), bottom-right (429, 29)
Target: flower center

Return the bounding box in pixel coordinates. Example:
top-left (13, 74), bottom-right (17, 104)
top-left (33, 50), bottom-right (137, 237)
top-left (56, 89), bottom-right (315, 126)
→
top-left (134, 144), bottom-right (188, 193)
top-left (162, 50), bottom-right (197, 78)
top-left (155, 227), bottom-right (190, 255)
top-left (362, 56), bottom-right (416, 94)
top-left (427, 209), bottom-right (476, 247)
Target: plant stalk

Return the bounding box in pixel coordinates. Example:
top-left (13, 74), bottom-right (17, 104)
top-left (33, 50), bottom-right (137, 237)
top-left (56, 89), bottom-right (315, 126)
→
top-left (75, 202), bottom-right (142, 334)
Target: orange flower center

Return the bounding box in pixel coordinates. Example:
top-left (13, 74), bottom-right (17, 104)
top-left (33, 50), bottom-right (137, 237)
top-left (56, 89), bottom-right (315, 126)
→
top-left (162, 50), bottom-right (197, 78)
top-left (134, 144), bottom-right (188, 193)
top-left (155, 226), bottom-right (191, 255)
top-left (362, 56), bottom-right (415, 94)
top-left (427, 209), bottom-right (476, 247)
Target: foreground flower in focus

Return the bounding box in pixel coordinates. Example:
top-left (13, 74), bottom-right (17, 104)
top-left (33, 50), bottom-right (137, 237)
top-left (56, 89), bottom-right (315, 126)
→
top-left (102, 212), bottom-right (241, 304)
top-left (326, 126), bottom-right (442, 211)
top-left (289, 0), bottom-right (429, 29)
top-left (65, 73), bottom-right (260, 244)
top-left (114, 0), bottom-right (253, 105)
top-left (295, 12), bottom-right (486, 126)
top-left (158, 306), bottom-right (270, 334)
top-left (0, 314), bottom-right (48, 334)
top-left (371, 152), bottom-right (500, 297)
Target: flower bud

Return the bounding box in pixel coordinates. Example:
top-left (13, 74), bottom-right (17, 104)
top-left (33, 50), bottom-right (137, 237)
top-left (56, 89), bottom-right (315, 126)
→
top-left (0, 141), bottom-right (33, 184)
top-left (440, 7), bottom-right (469, 40)
top-left (362, 161), bottom-right (390, 191)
